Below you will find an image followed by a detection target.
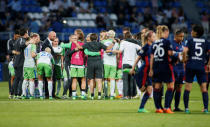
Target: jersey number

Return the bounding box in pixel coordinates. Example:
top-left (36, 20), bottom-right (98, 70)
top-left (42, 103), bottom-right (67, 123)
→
top-left (153, 43), bottom-right (165, 58)
top-left (195, 43), bottom-right (203, 57)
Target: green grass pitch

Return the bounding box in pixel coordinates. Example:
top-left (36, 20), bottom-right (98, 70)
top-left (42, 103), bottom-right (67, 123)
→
top-left (0, 82), bottom-right (209, 127)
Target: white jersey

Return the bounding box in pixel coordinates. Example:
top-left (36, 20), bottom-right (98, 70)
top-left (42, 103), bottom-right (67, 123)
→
top-left (37, 51), bottom-right (54, 66)
top-left (53, 46), bottom-right (63, 66)
top-left (120, 40), bottom-right (141, 66)
top-left (102, 39), bottom-right (119, 66)
top-left (8, 61), bottom-right (14, 68)
top-left (23, 44), bottom-right (36, 68)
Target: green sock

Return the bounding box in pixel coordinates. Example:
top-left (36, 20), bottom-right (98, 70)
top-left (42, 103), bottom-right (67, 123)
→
top-left (123, 68), bottom-right (131, 73)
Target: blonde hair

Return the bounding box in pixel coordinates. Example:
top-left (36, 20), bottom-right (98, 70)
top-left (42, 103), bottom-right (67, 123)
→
top-left (45, 47), bottom-right (51, 53)
top-left (141, 29), bottom-right (149, 45)
top-left (156, 25), bottom-right (169, 40)
top-left (142, 30), bottom-right (154, 46)
top-left (30, 32), bottom-right (39, 38)
top-left (107, 30), bottom-right (115, 38)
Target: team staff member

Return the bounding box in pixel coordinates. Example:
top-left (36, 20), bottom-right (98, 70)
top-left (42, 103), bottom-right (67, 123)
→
top-left (7, 29), bottom-right (20, 98)
top-left (12, 28), bottom-right (30, 99)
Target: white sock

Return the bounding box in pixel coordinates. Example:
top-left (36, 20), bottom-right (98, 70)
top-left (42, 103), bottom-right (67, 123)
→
top-left (48, 81), bottom-right (53, 97)
top-left (38, 81), bottom-right (43, 97)
top-left (110, 80), bottom-right (115, 96)
top-left (22, 80), bottom-right (28, 96)
top-left (72, 91), bottom-right (76, 97)
top-left (104, 80), bottom-right (108, 96)
top-left (56, 80), bottom-right (61, 95)
top-left (137, 87), bottom-right (141, 96)
top-left (117, 80), bottom-right (123, 95)
top-left (150, 88), bottom-right (153, 98)
top-left (82, 91), bottom-right (86, 96)
top-left (29, 81), bottom-right (35, 96)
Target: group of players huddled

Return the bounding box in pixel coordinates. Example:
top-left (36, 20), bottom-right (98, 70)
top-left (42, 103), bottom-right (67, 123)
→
top-left (7, 24), bottom-right (209, 114)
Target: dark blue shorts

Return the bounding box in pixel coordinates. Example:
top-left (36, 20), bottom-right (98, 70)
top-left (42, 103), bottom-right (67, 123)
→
top-left (174, 69), bottom-right (185, 85)
top-left (153, 65), bottom-right (175, 83)
top-left (185, 68), bottom-right (207, 84)
top-left (134, 65), bottom-right (152, 89)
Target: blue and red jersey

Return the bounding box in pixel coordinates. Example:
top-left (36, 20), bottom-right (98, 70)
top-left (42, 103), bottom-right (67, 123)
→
top-left (138, 43), bottom-right (151, 68)
top-left (171, 40), bottom-right (185, 70)
top-left (135, 43), bottom-right (152, 88)
top-left (151, 38), bottom-right (173, 71)
top-left (185, 38), bottom-right (210, 70)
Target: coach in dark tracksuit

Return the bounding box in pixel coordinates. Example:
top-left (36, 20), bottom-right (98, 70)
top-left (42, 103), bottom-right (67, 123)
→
top-left (7, 30), bottom-right (20, 97)
top-left (41, 31), bottom-right (56, 98)
top-left (12, 28), bottom-right (30, 98)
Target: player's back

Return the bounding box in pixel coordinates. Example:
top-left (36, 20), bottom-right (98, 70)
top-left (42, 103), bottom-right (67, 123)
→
top-left (151, 38), bottom-right (172, 71)
top-left (186, 38), bottom-right (209, 70)
top-left (24, 44), bottom-right (36, 68)
top-left (139, 44), bottom-right (151, 67)
top-left (37, 51), bottom-right (53, 66)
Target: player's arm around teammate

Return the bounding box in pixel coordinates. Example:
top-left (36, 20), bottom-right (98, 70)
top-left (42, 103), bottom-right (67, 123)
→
top-left (22, 33), bottom-right (40, 99)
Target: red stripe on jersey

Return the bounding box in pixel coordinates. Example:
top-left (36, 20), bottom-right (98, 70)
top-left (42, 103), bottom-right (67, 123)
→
top-left (168, 57), bottom-right (175, 82)
top-left (142, 56), bottom-right (149, 86)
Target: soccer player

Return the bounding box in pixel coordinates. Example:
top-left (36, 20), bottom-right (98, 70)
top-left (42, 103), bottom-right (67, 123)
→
top-left (115, 38), bottom-right (123, 99)
top-left (149, 25), bottom-right (176, 114)
top-left (70, 34), bottom-right (87, 100)
top-left (37, 47), bottom-right (55, 100)
top-left (183, 24), bottom-right (210, 114)
top-left (22, 33), bottom-right (40, 99)
top-left (170, 29), bottom-right (185, 111)
top-left (130, 30), bottom-right (156, 113)
top-left (101, 30), bottom-right (119, 99)
top-left (52, 38), bottom-right (64, 96)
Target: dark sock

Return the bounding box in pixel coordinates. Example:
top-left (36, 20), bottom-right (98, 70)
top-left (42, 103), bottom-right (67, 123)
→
top-left (202, 92), bottom-right (209, 110)
top-left (159, 87), bottom-right (164, 109)
top-left (140, 92), bottom-right (150, 109)
top-left (183, 90), bottom-right (190, 109)
top-left (91, 93), bottom-right (94, 97)
top-left (153, 88), bottom-right (160, 109)
top-left (175, 90), bottom-right (181, 109)
top-left (164, 88), bottom-right (173, 109)
top-left (98, 92), bottom-right (101, 96)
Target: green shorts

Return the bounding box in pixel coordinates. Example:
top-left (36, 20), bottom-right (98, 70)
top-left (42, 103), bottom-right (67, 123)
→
top-left (23, 67), bottom-right (36, 79)
top-left (8, 64), bottom-right (15, 76)
top-left (104, 64), bottom-right (117, 79)
top-left (37, 63), bottom-right (52, 77)
top-left (54, 65), bottom-right (62, 79)
top-left (116, 69), bottom-right (123, 79)
top-left (70, 67), bottom-right (85, 78)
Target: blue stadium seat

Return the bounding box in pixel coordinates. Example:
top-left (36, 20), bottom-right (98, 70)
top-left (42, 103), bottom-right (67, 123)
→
top-left (137, 8), bottom-right (143, 13)
top-left (172, 2), bottom-right (181, 8)
top-left (99, 8), bottom-right (106, 13)
top-left (196, 1), bottom-right (204, 8)
top-left (131, 28), bottom-right (139, 34)
top-left (124, 21), bottom-right (130, 27)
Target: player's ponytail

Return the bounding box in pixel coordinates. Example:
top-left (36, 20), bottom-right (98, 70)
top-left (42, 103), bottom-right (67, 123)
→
top-left (143, 30), bottom-right (154, 46)
top-left (156, 25), bottom-right (169, 40)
